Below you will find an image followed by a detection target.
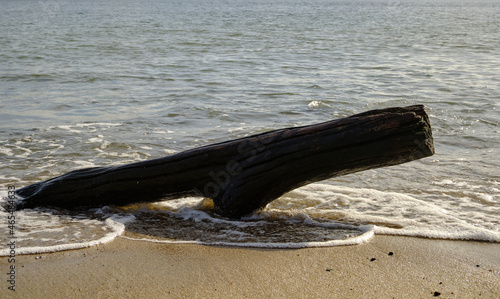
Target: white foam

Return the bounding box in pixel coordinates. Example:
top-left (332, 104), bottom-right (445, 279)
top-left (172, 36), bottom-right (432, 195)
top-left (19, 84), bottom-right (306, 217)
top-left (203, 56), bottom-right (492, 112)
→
top-left (154, 197), bottom-right (204, 211)
top-left (72, 160), bottom-right (97, 168)
top-left (475, 193), bottom-right (495, 204)
top-left (0, 146), bottom-right (14, 156)
top-left (87, 136), bottom-right (104, 143)
top-left (0, 204), bottom-right (132, 256)
top-left (50, 122), bottom-right (122, 133)
top-left (123, 198), bottom-right (375, 248)
top-left (152, 200), bottom-right (269, 228)
top-left (1, 178), bottom-right (498, 255)
top-left (308, 100), bottom-right (321, 109)
top-left (164, 149), bottom-right (178, 154)
top-left (120, 212), bottom-right (375, 249)
top-left (228, 127), bottom-right (246, 133)
top-left (152, 129), bottom-right (174, 134)
top-left (273, 183), bottom-right (500, 242)
top-left (122, 226), bottom-right (374, 248)
top-left (0, 217), bottom-right (124, 256)
top-left (74, 122), bottom-right (122, 127)
top-left (0, 145), bottom-right (32, 158)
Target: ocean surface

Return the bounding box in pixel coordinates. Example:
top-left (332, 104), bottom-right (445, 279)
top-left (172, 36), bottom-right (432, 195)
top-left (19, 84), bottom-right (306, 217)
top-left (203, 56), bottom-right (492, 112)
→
top-left (1, 0), bottom-right (499, 255)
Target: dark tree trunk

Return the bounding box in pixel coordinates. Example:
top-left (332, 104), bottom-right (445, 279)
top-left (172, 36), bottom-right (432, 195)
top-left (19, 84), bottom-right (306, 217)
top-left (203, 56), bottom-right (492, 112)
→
top-left (14, 105), bottom-right (434, 218)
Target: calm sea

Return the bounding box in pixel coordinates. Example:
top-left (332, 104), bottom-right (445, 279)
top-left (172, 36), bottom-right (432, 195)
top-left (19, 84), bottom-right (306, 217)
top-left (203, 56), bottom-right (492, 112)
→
top-left (1, 0), bottom-right (499, 254)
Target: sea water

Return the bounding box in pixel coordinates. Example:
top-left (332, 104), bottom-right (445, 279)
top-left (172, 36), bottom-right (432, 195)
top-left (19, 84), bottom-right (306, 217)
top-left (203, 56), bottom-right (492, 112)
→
top-left (1, 0), bottom-right (499, 255)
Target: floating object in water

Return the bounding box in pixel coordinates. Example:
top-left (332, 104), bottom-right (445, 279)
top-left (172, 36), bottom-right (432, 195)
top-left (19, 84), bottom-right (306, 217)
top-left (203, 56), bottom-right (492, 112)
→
top-left (14, 105), bottom-right (434, 218)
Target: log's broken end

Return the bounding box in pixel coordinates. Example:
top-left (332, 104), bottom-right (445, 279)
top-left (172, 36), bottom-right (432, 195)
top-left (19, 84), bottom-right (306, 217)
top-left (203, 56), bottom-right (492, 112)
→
top-left (211, 105), bottom-right (435, 218)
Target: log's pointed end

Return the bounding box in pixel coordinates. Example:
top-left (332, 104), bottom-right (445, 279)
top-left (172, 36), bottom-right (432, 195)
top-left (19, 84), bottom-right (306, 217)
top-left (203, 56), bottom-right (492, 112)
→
top-left (10, 182), bottom-right (42, 211)
top-left (1, 197), bottom-right (23, 213)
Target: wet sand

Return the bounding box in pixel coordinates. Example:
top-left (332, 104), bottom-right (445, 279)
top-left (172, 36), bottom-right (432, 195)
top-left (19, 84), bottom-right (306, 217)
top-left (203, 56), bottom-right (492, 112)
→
top-left (2, 235), bottom-right (499, 298)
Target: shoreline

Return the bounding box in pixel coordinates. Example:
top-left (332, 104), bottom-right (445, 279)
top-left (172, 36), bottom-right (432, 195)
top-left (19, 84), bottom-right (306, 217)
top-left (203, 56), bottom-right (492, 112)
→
top-left (2, 235), bottom-right (499, 298)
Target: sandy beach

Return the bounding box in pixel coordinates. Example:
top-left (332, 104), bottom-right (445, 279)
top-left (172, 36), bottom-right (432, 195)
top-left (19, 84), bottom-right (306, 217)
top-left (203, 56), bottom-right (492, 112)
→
top-left (2, 235), bottom-right (499, 298)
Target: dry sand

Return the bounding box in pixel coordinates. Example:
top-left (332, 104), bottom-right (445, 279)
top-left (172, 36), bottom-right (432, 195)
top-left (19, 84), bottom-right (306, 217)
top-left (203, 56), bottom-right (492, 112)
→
top-left (2, 235), bottom-right (499, 298)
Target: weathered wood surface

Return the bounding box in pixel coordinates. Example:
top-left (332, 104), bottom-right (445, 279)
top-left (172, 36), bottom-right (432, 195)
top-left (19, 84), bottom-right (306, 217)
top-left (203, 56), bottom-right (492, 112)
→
top-left (15, 105), bottom-right (434, 218)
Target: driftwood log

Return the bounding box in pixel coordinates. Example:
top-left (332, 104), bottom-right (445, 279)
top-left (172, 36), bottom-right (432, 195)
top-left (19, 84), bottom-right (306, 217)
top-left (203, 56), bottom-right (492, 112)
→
top-left (14, 105), bottom-right (434, 218)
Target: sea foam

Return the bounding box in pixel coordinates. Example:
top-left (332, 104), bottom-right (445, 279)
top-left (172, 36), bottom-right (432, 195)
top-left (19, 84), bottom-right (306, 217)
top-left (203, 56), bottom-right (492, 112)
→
top-left (1, 180), bottom-right (499, 256)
